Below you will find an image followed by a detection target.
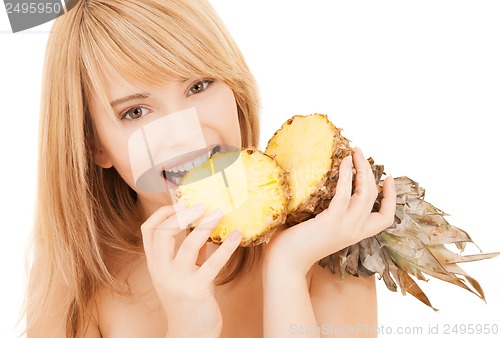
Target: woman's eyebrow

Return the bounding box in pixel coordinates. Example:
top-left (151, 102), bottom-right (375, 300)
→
top-left (110, 92), bottom-right (150, 107)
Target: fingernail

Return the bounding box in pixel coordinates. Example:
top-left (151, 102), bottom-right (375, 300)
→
top-left (202, 208), bottom-right (223, 223)
top-left (176, 201), bottom-right (187, 208)
top-left (344, 155), bottom-right (352, 167)
top-left (174, 202), bottom-right (188, 212)
top-left (355, 147), bottom-right (364, 157)
top-left (177, 203), bottom-right (205, 229)
top-left (227, 229), bottom-right (242, 241)
top-left (387, 175), bottom-right (395, 189)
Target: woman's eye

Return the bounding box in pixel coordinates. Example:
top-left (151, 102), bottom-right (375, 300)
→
top-left (121, 106), bottom-right (151, 120)
top-left (187, 79), bottom-right (214, 96)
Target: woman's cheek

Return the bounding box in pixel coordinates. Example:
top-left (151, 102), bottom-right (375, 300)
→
top-left (196, 88), bottom-right (240, 146)
top-left (96, 124), bottom-right (137, 186)
top-left (110, 148), bottom-right (137, 187)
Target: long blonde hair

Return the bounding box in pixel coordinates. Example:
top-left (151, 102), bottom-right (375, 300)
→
top-left (26, 1), bottom-right (261, 337)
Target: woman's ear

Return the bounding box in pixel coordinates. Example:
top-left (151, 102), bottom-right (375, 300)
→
top-left (93, 147), bottom-right (113, 169)
top-left (86, 109), bottom-right (113, 168)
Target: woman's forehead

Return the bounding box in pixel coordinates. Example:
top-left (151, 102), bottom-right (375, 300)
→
top-left (98, 64), bottom-right (190, 101)
top-left (100, 66), bottom-right (146, 98)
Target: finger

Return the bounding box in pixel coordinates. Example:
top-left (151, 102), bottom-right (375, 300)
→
top-left (175, 208), bottom-right (224, 266)
top-left (185, 228), bottom-right (207, 266)
top-left (141, 204), bottom-right (182, 258)
top-left (145, 204), bottom-right (206, 264)
top-left (375, 175), bottom-right (397, 227)
top-left (347, 148), bottom-right (378, 220)
top-left (327, 155), bottom-right (353, 215)
top-left (352, 147), bottom-right (377, 201)
top-left (197, 229), bottom-right (242, 282)
top-left (379, 175), bottom-right (397, 216)
top-left (364, 175), bottom-right (397, 237)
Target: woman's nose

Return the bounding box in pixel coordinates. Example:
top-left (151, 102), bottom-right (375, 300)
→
top-left (128, 107), bottom-right (209, 172)
top-left (149, 107), bottom-right (209, 162)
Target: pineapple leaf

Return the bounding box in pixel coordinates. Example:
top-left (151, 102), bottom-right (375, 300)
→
top-left (428, 245), bottom-right (500, 265)
top-left (345, 244), bottom-right (360, 277)
top-left (444, 264), bottom-right (487, 301)
top-left (396, 269), bottom-right (438, 311)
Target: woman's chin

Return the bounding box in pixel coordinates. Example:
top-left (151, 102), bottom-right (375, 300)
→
top-left (135, 190), bottom-right (178, 218)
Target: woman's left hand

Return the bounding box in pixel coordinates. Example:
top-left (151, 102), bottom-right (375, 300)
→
top-left (263, 147), bottom-right (397, 275)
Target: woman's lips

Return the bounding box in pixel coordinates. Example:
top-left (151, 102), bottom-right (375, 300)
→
top-left (162, 148), bottom-right (212, 171)
top-left (160, 145), bottom-right (222, 186)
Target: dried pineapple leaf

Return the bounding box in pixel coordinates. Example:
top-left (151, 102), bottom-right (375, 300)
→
top-left (397, 269), bottom-right (438, 311)
top-left (455, 241), bottom-right (467, 252)
top-left (406, 198), bottom-right (448, 217)
top-left (319, 251), bottom-right (338, 274)
top-left (386, 246), bottom-right (477, 296)
top-left (381, 267), bottom-right (398, 292)
top-left (382, 232), bottom-right (477, 291)
top-left (428, 245), bottom-right (500, 265)
top-left (358, 236), bottom-right (385, 276)
top-left (345, 244), bottom-right (360, 277)
top-left (444, 264), bottom-right (487, 301)
top-left (388, 212), bottom-right (473, 246)
top-left (380, 250), bottom-right (399, 292)
top-left (394, 177), bottom-right (425, 202)
top-left (338, 247), bottom-right (350, 279)
top-left (389, 265), bottom-right (404, 293)
top-left (417, 224), bottom-right (473, 246)
top-left (410, 213), bottom-right (451, 228)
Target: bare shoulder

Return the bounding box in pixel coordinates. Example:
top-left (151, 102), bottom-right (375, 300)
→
top-left (26, 259), bottom-right (102, 338)
top-left (309, 262), bottom-right (378, 337)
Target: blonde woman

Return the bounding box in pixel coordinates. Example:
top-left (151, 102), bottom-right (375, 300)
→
top-left (26, 0), bottom-right (396, 337)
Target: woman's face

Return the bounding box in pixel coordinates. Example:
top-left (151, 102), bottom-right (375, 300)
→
top-left (89, 69), bottom-right (241, 218)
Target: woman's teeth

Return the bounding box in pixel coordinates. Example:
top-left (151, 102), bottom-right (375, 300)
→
top-left (166, 174), bottom-right (183, 186)
top-left (167, 152), bottom-right (209, 173)
top-left (162, 146), bottom-right (223, 186)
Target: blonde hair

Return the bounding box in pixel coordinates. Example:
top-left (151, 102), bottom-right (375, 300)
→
top-left (26, 1), bottom-right (261, 337)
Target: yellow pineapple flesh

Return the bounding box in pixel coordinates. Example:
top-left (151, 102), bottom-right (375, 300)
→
top-left (175, 148), bottom-right (290, 246)
top-left (265, 114), bottom-right (352, 225)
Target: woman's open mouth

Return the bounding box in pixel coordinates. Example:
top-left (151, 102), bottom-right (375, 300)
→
top-left (161, 146), bottom-right (221, 186)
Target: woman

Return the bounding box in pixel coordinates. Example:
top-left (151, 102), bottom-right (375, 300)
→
top-left (25, 0), bottom-right (396, 337)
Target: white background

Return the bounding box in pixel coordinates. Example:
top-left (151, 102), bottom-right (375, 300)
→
top-left (1, 1), bottom-right (499, 337)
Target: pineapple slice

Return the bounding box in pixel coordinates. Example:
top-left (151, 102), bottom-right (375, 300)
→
top-left (175, 148), bottom-right (290, 246)
top-left (265, 114), bottom-right (352, 225)
top-left (265, 113), bottom-right (499, 310)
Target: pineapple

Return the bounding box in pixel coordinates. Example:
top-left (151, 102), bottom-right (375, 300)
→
top-left (265, 113), bottom-right (499, 310)
top-left (175, 147), bottom-right (290, 246)
top-left (175, 113), bottom-right (498, 309)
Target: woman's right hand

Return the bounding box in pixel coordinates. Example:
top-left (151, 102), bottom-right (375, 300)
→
top-left (141, 204), bottom-right (242, 338)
